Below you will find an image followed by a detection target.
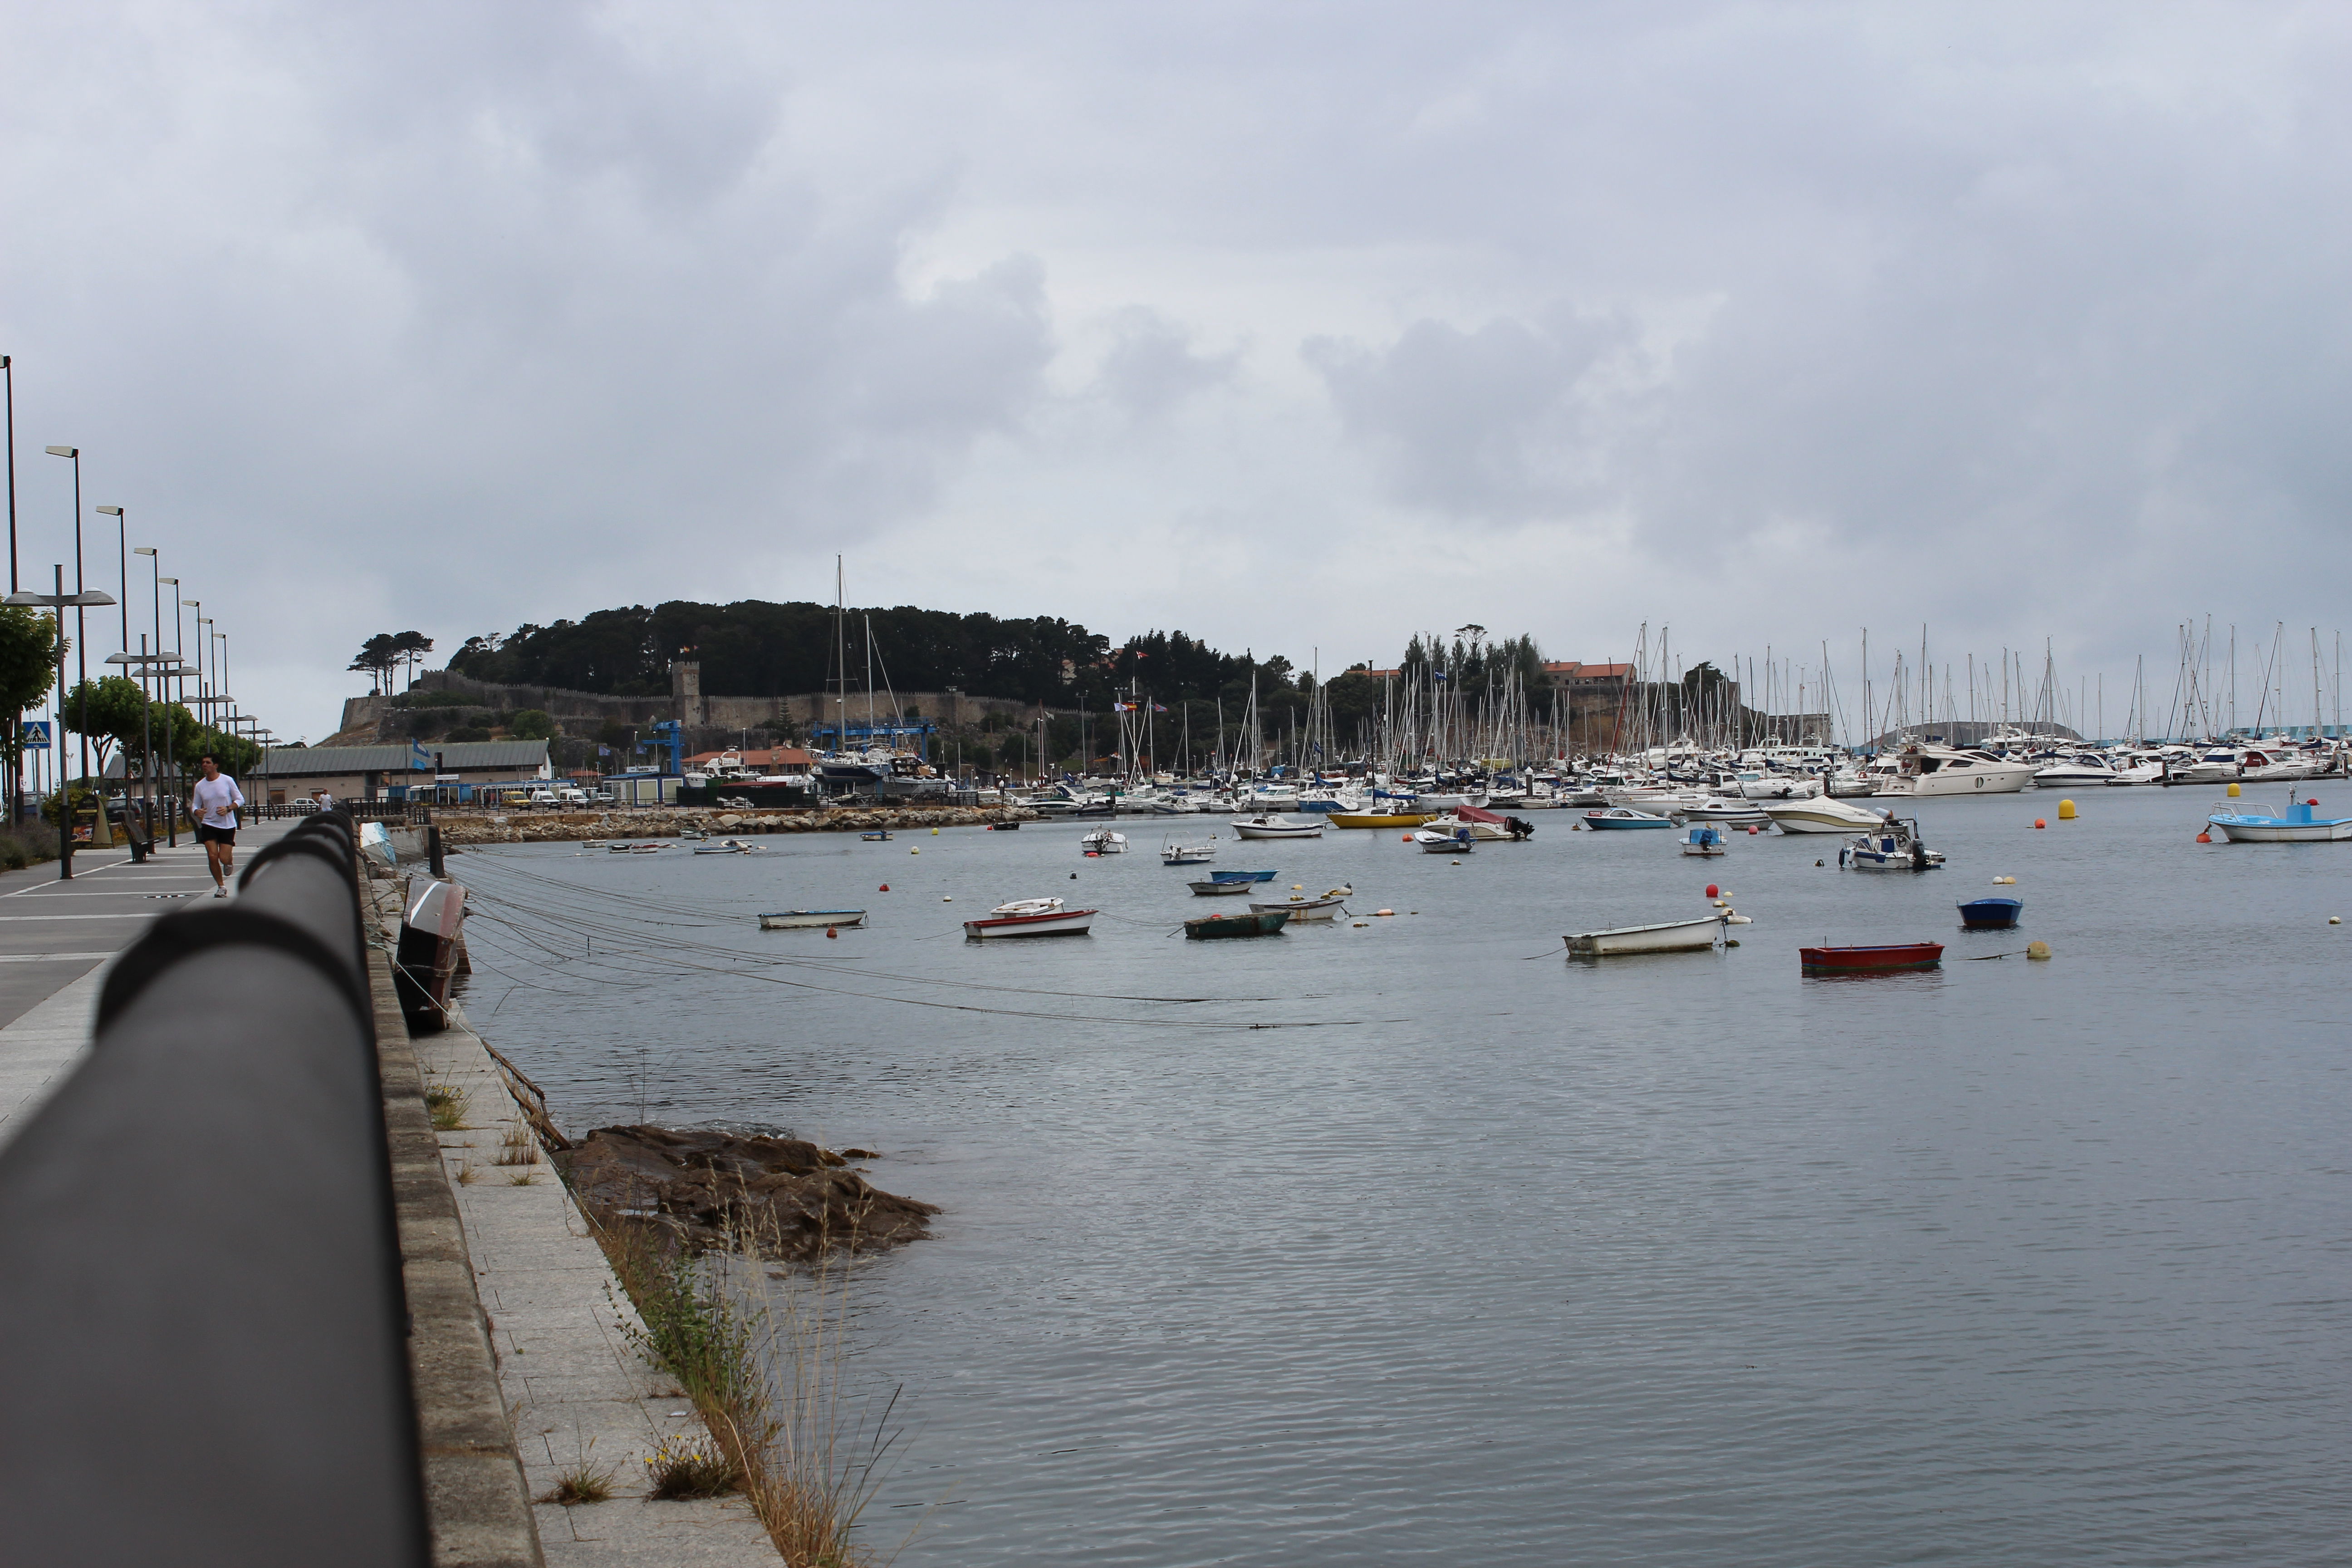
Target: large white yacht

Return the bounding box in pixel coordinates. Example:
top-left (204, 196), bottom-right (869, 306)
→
top-left (1869, 744), bottom-right (2037, 797)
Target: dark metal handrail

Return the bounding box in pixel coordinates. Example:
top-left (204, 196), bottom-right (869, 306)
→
top-left (0, 809), bottom-right (429, 1565)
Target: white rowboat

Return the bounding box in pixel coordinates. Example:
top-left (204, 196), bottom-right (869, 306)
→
top-left (1563, 913), bottom-right (1728, 956)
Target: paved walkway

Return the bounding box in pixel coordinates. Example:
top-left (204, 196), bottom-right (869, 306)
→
top-left (0, 821), bottom-right (296, 1145)
top-left (416, 1012), bottom-right (779, 1564)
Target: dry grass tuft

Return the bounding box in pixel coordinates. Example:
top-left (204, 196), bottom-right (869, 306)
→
top-left (493, 1122), bottom-right (542, 1166)
top-left (644, 1431), bottom-right (740, 1499)
top-left (507, 1170), bottom-right (537, 1186)
top-left (540, 1457), bottom-right (617, 1506)
top-left (454, 1161), bottom-right (479, 1186)
top-left (426, 1082), bottom-right (470, 1131)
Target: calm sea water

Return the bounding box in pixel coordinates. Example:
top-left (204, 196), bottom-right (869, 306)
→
top-left (457, 784), bottom-right (2351, 1566)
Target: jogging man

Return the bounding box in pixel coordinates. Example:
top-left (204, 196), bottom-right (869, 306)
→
top-left (191, 753), bottom-right (245, 897)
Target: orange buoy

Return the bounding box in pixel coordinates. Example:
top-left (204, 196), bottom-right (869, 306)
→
top-left (1401, 833), bottom-right (1413, 842)
top-left (825, 926), bottom-right (838, 939)
top-left (1705, 883), bottom-right (1719, 898)
top-left (2034, 819), bottom-right (2046, 829)
top-left (2196, 831), bottom-right (2212, 843)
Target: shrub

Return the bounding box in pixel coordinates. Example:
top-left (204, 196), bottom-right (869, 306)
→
top-left (508, 709), bottom-right (558, 740)
top-left (445, 726), bottom-right (491, 744)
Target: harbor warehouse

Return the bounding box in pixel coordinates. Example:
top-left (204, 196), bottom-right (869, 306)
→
top-left (257, 740), bottom-right (552, 803)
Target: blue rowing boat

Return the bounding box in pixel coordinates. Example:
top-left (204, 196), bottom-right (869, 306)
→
top-left (1957, 897), bottom-right (2023, 930)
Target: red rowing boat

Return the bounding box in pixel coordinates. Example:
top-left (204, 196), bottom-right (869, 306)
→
top-left (1799, 941), bottom-right (1943, 972)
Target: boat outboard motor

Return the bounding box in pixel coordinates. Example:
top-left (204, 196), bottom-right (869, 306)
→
top-left (1910, 834), bottom-right (1929, 870)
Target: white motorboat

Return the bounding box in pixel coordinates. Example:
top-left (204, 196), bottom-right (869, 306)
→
top-left (1231, 814), bottom-right (1324, 839)
top-left (2104, 756), bottom-right (2167, 786)
top-left (2033, 755), bottom-right (2117, 788)
top-left (963, 897), bottom-right (1098, 938)
top-left (2165, 748), bottom-right (2244, 784)
top-left (1161, 838), bottom-right (1217, 865)
top-left (1683, 798), bottom-right (1770, 824)
top-left (1731, 770), bottom-right (1822, 800)
top-left (1838, 817), bottom-right (1945, 870)
top-left (1824, 768), bottom-right (1878, 797)
top-left (1246, 783), bottom-right (1302, 810)
top-left (2238, 747), bottom-right (2318, 782)
top-left (1761, 797), bottom-right (1892, 834)
top-left (758, 909), bottom-right (866, 929)
top-left (1681, 825), bottom-right (1727, 857)
top-left (1563, 912), bottom-right (1728, 956)
top-left (1869, 744), bottom-right (2036, 797)
top-left (1414, 826), bottom-right (1476, 853)
top-left (1419, 806), bottom-right (1535, 840)
top-left (1250, 884), bottom-right (1354, 921)
top-left (1080, 828), bottom-right (1128, 854)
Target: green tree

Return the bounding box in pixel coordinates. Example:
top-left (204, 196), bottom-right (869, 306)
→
top-left (348, 633), bottom-right (399, 693)
top-left (506, 709), bottom-right (557, 740)
top-left (0, 605), bottom-right (66, 816)
top-left (61, 676), bottom-right (155, 777)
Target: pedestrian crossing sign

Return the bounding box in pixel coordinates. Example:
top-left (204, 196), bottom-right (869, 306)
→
top-left (20, 721), bottom-right (50, 750)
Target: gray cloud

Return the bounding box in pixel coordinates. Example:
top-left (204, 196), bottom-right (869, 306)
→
top-left (1093, 309), bottom-right (1239, 421)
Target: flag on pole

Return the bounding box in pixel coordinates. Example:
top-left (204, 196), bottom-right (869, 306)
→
top-left (410, 740), bottom-right (433, 769)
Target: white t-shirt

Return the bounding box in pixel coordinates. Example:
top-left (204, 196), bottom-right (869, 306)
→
top-left (193, 774), bottom-right (245, 830)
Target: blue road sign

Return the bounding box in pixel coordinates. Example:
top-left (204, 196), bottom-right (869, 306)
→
top-left (20, 721), bottom-right (50, 750)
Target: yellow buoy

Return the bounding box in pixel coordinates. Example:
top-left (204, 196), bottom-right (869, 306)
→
top-left (2057, 798), bottom-right (2076, 820)
top-left (2227, 781), bottom-right (2241, 797)
top-left (932, 827), bottom-right (940, 835)
top-left (2026, 941), bottom-right (2052, 960)
top-left (911, 848), bottom-right (920, 854)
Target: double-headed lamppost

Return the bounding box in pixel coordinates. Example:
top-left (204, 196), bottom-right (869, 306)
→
top-left (5, 568), bottom-right (114, 878)
top-left (97, 505), bottom-right (127, 654)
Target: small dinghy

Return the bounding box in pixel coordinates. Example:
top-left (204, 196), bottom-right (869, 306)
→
top-left (609, 841), bottom-right (666, 854)
top-left (1564, 913), bottom-right (1728, 956)
top-left (2205, 797), bottom-right (2352, 842)
top-left (860, 830), bottom-right (894, 842)
top-left (759, 909), bottom-right (866, 930)
top-left (1957, 897), bottom-right (2023, 930)
top-left (1583, 807), bottom-right (1675, 830)
top-left (1184, 909), bottom-right (1293, 939)
top-left (1189, 878), bottom-right (1259, 896)
top-left (1799, 941), bottom-right (1944, 972)
top-left (1161, 838), bottom-right (1217, 865)
top-left (1230, 814), bottom-right (1323, 839)
top-left (1681, 824), bottom-right (1727, 857)
top-left (963, 897), bottom-right (1096, 939)
top-left (1682, 798), bottom-right (1770, 824)
top-left (693, 838), bottom-right (755, 854)
top-left (1414, 827), bottom-right (1476, 853)
top-left (680, 828), bottom-right (709, 841)
top-left (1080, 828), bottom-right (1128, 855)
top-left (1249, 884), bottom-right (1353, 921)
top-left (1208, 868), bottom-right (1279, 883)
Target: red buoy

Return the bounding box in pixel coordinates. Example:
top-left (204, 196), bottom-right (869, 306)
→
top-left (1705, 883), bottom-right (1719, 898)
top-left (2310, 798), bottom-right (2322, 807)
top-left (2034, 819), bottom-right (2047, 829)
top-left (2196, 832), bottom-right (2212, 843)
top-left (825, 926), bottom-right (838, 939)
top-left (1401, 833), bottom-right (1412, 842)
top-left (880, 883), bottom-right (890, 892)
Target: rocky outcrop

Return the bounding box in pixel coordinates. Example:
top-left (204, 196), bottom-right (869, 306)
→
top-left (554, 1125), bottom-right (938, 1260)
top-left (434, 804), bottom-right (1036, 844)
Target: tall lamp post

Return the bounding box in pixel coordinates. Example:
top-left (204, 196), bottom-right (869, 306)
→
top-left (5, 568), bottom-right (115, 879)
top-left (96, 505), bottom-right (127, 654)
top-left (42, 446), bottom-right (92, 797)
top-left (3, 353), bottom-right (16, 593)
top-left (103, 642), bottom-right (175, 835)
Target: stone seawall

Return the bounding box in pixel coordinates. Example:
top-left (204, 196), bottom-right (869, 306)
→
top-left (436, 804), bottom-right (1038, 845)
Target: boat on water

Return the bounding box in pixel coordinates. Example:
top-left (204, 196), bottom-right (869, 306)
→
top-left (1731, 770), bottom-right (1821, 800)
top-left (1161, 838), bottom-right (1217, 865)
top-left (2205, 798), bottom-right (2352, 843)
top-left (758, 909), bottom-right (867, 930)
top-left (608, 841), bottom-right (666, 854)
top-left (1328, 810), bottom-right (1438, 829)
top-left (1419, 805), bottom-right (1535, 840)
top-left (1414, 826), bottom-right (1476, 853)
top-left (860, 830), bottom-right (893, 842)
top-left (692, 838), bottom-right (755, 854)
top-left (1080, 828), bottom-right (1128, 855)
top-left (1563, 912), bottom-right (1728, 956)
top-left (1231, 813), bottom-right (1324, 839)
top-left (1584, 807), bottom-right (1676, 830)
top-left (1209, 869), bottom-right (1279, 882)
top-left (1184, 909), bottom-right (1292, 939)
top-left (1249, 884), bottom-right (1353, 921)
top-left (1799, 941), bottom-right (1944, 972)
top-left (1870, 744), bottom-right (2036, 797)
top-left (1189, 878), bottom-right (1259, 896)
top-left (2034, 755), bottom-right (2116, 788)
top-left (1839, 817), bottom-right (1944, 870)
top-left (1762, 797), bottom-right (1891, 835)
top-left (1957, 897), bottom-right (2023, 930)
top-left (1681, 824), bottom-right (1727, 857)
top-left (963, 897), bottom-right (1097, 939)
top-left (679, 828), bottom-right (709, 841)
top-left (1683, 798), bottom-right (1770, 824)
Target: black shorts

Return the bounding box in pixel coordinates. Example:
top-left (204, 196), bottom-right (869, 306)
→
top-left (196, 824), bottom-right (236, 846)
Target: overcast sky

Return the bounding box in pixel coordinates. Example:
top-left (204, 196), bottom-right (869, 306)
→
top-left (5, 2), bottom-right (2348, 742)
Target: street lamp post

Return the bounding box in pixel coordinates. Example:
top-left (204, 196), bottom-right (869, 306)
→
top-left (3, 353), bottom-right (16, 594)
top-left (43, 446), bottom-right (91, 799)
top-left (5, 567), bottom-right (115, 879)
top-left (97, 505), bottom-right (126, 654)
